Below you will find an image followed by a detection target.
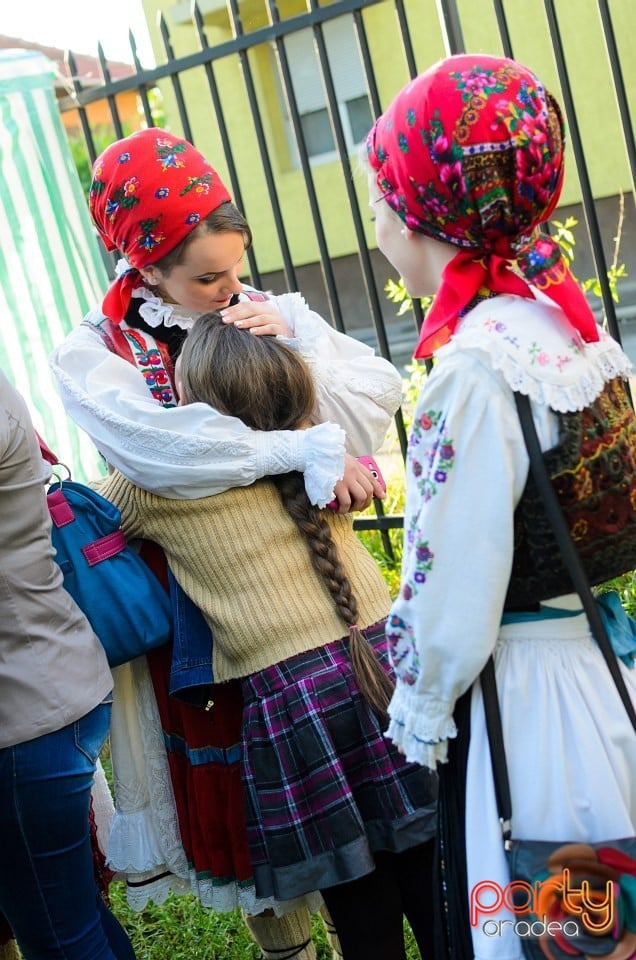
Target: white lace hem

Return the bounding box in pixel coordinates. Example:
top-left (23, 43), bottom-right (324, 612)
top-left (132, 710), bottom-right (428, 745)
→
top-left (120, 865), bottom-right (323, 917)
top-left (120, 869), bottom-right (191, 912)
top-left (108, 807), bottom-right (187, 876)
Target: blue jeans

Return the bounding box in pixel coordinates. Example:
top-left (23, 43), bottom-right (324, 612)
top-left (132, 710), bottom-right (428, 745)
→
top-left (0, 701), bottom-right (136, 960)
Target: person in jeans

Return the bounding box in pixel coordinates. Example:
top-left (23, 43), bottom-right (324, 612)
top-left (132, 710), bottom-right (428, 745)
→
top-left (0, 367), bottom-right (135, 960)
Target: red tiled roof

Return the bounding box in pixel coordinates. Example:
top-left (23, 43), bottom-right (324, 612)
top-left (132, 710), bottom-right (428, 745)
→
top-left (0, 35), bottom-right (135, 91)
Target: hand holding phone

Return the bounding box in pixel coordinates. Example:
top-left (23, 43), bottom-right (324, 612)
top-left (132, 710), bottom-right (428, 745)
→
top-left (327, 455), bottom-right (386, 510)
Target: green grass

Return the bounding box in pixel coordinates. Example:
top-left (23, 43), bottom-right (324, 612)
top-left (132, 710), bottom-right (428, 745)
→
top-left (107, 884), bottom-right (420, 959)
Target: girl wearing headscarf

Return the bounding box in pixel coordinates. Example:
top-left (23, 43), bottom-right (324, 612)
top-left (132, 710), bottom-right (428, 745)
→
top-left (50, 128), bottom-right (402, 960)
top-left (367, 54), bottom-right (636, 960)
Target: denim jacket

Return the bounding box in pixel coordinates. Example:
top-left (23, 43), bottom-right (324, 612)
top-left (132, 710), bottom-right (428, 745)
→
top-left (168, 570), bottom-right (216, 706)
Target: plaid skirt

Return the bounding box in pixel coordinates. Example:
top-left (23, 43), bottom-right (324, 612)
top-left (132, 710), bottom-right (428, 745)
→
top-left (241, 621), bottom-right (438, 902)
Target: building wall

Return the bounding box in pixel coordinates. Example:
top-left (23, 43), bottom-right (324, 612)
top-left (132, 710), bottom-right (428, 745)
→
top-left (61, 90), bottom-right (142, 136)
top-left (138, 0), bottom-right (635, 324)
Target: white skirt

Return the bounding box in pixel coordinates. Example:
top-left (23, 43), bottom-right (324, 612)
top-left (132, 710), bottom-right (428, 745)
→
top-left (465, 608), bottom-right (636, 960)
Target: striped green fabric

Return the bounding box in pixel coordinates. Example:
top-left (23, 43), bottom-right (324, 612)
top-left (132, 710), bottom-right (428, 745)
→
top-left (0, 49), bottom-right (108, 481)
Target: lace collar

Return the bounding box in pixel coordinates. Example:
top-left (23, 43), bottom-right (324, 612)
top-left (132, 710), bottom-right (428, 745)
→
top-left (130, 286), bottom-right (202, 332)
top-left (441, 291), bottom-right (632, 412)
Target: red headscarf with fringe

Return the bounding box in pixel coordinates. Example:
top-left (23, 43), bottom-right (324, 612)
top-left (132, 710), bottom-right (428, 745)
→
top-left (89, 128), bottom-right (232, 323)
top-left (366, 54), bottom-right (599, 358)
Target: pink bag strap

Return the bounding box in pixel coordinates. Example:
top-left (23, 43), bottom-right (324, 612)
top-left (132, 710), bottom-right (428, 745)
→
top-left (36, 431), bottom-right (59, 466)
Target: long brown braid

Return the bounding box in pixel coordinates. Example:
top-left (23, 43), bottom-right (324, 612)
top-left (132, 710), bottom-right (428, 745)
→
top-left (178, 312), bottom-right (394, 716)
top-left (274, 472), bottom-right (394, 718)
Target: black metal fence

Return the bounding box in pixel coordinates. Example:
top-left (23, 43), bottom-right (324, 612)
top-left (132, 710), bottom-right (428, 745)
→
top-left (57, 0), bottom-right (636, 551)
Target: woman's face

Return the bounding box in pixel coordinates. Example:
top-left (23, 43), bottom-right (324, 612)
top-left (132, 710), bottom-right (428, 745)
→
top-left (148, 230), bottom-right (246, 312)
top-left (369, 175), bottom-right (451, 298)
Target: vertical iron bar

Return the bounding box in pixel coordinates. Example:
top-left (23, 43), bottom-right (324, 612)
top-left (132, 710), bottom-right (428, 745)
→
top-left (225, 0), bottom-right (298, 291)
top-left (66, 51), bottom-right (98, 165)
top-left (192, 1), bottom-right (262, 289)
top-left (352, 8), bottom-right (381, 118)
top-left (308, 0), bottom-right (409, 456)
top-left (158, 13), bottom-right (195, 144)
top-left (374, 497), bottom-right (395, 561)
top-left (130, 31), bottom-right (154, 128)
top-left (265, 0), bottom-right (344, 329)
top-left (436, 0), bottom-right (465, 56)
top-left (596, 0), bottom-right (636, 206)
top-left (492, 0), bottom-right (514, 59)
top-left (97, 44), bottom-right (125, 140)
top-left (392, 0), bottom-right (418, 80)
top-left (543, 0), bottom-right (620, 343)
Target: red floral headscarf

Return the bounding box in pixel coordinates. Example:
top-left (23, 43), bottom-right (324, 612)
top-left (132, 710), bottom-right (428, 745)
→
top-left (89, 128), bottom-right (232, 323)
top-left (367, 54), bottom-right (599, 358)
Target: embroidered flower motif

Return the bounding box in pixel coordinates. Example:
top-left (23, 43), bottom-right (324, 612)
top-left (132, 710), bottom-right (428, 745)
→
top-left (404, 536), bottom-right (435, 597)
top-left (409, 409), bottom-right (456, 502)
top-left (122, 329), bottom-right (176, 408)
top-left (156, 138), bottom-right (187, 170)
top-left (185, 212), bottom-right (201, 225)
top-left (103, 179), bottom-right (141, 222)
top-left (573, 468), bottom-right (593, 500)
top-left (137, 217), bottom-right (166, 253)
top-left (105, 197), bottom-right (120, 221)
top-left (386, 612), bottom-right (420, 685)
top-left (117, 152), bottom-right (130, 163)
top-left (555, 354), bottom-right (571, 371)
top-left (155, 187), bottom-right (170, 199)
top-left (571, 518), bottom-right (589, 541)
top-left (180, 172), bottom-right (212, 196)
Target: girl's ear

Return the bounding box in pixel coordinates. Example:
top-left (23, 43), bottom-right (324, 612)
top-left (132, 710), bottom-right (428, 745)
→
top-left (140, 268), bottom-right (161, 286)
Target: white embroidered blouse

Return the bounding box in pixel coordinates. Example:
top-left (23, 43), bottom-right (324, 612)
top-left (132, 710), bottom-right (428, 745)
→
top-left (49, 286), bottom-right (402, 504)
top-left (385, 291), bottom-right (632, 769)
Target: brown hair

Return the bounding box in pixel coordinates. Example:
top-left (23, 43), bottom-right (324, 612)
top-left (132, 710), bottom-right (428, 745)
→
top-left (178, 311), bottom-right (315, 429)
top-left (150, 202), bottom-right (252, 276)
top-left (178, 314), bottom-right (393, 717)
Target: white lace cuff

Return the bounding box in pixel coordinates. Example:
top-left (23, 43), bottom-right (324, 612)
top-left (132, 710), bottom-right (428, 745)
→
top-left (302, 421), bottom-right (346, 506)
top-left (255, 422), bottom-right (345, 506)
top-left (386, 684), bottom-right (458, 769)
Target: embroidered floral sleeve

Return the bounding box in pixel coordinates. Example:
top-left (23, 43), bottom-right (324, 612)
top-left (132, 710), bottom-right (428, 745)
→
top-left (386, 350), bottom-right (530, 769)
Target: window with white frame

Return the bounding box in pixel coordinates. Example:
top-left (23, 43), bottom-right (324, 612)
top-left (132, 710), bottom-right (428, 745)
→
top-left (280, 17), bottom-right (374, 164)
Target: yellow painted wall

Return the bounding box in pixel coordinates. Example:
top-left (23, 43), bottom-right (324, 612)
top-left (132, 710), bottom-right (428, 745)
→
top-left (141, 0), bottom-right (635, 273)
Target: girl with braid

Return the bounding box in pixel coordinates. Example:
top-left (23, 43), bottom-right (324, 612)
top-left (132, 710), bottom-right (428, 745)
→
top-left (97, 311), bottom-right (438, 960)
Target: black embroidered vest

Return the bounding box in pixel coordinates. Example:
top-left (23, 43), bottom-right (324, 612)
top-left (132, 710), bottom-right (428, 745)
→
top-left (505, 378), bottom-right (636, 608)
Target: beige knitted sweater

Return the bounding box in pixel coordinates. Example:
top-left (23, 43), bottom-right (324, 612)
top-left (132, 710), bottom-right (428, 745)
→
top-left (97, 472), bottom-right (391, 682)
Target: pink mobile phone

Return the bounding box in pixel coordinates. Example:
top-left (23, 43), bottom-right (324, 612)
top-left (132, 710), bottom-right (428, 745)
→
top-left (327, 455), bottom-right (386, 510)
